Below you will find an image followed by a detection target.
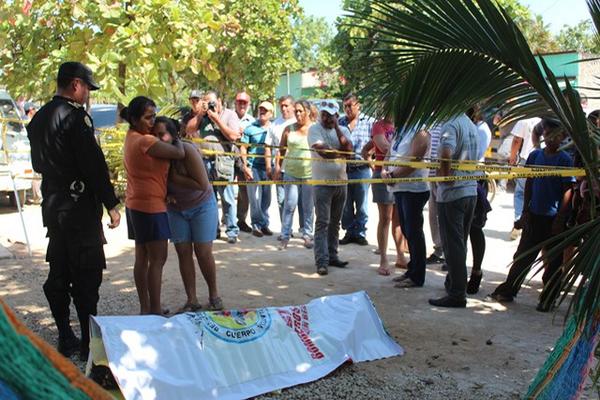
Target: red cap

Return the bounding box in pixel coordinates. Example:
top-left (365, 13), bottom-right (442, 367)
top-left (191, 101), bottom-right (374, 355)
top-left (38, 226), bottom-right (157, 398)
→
top-left (235, 92), bottom-right (250, 102)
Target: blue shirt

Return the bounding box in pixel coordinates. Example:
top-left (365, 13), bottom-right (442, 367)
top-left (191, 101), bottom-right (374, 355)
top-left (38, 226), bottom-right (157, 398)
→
top-left (526, 149), bottom-right (574, 217)
top-left (242, 121), bottom-right (271, 170)
top-left (436, 114), bottom-right (480, 203)
top-left (339, 113), bottom-right (373, 159)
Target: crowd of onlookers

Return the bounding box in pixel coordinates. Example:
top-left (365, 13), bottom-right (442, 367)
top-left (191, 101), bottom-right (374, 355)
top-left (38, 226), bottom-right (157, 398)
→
top-left (118, 86), bottom-right (598, 313)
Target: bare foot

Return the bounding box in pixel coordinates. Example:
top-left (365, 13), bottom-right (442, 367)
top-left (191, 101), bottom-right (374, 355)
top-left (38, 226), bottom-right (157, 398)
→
top-left (377, 265), bottom-right (391, 276)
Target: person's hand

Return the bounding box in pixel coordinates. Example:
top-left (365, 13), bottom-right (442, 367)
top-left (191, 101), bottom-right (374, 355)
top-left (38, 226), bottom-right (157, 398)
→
top-left (207, 109), bottom-right (219, 123)
top-left (107, 207), bottom-right (121, 229)
top-left (266, 168), bottom-right (273, 180)
top-left (333, 115), bottom-right (340, 129)
top-left (243, 166), bottom-right (253, 181)
top-left (509, 154), bottom-right (518, 166)
top-left (166, 195), bottom-right (177, 205)
top-left (273, 168), bottom-right (282, 181)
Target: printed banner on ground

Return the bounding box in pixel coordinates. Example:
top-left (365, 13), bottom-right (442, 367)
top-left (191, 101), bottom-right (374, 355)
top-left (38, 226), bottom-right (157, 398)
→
top-left (90, 291), bottom-right (403, 400)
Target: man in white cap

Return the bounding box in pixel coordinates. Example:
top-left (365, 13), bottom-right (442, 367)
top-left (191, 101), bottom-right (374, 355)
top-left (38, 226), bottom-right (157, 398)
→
top-left (240, 101), bottom-right (275, 237)
top-left (181, 89), bottom-right (204, 138)
top-left (308, 101), bottom-right (353, 276)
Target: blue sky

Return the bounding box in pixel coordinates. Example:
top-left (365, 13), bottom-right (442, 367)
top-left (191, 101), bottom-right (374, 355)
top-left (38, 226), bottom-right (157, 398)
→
top-left (298, 0), bottom-right (592, 33)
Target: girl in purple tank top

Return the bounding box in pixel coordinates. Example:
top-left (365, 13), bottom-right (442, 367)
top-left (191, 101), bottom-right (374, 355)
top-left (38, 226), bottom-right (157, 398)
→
top-left (154, 117), bottom-right (223, 312)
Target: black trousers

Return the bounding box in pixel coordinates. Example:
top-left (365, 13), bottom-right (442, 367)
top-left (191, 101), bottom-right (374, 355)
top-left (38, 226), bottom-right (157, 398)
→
top-left (44, 223), bottom-right (105, 350)
top-left (494, 212), bottom-right (562, 302)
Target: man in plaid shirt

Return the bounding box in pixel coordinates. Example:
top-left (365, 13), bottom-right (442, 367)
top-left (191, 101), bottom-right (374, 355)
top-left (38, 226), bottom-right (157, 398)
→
top-left (339, 93), bottom-right (374, 246)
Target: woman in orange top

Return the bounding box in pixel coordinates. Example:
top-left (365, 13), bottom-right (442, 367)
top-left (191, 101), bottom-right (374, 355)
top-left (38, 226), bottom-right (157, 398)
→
top-left (122, 96), bottom-right (184, 315)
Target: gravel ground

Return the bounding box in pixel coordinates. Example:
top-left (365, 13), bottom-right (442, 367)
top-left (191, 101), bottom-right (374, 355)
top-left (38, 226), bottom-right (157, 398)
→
top-left (0, 191), bottom-right (598, 399)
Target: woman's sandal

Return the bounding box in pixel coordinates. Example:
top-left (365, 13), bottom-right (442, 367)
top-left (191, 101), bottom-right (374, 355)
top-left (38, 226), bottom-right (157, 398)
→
top-left (176, 302), bottom-right (202, 314)
top-left (208, 297), bottom-right (224, 311)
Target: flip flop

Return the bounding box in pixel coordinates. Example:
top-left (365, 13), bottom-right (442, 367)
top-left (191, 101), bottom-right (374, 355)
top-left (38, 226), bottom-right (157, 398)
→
top-left (377, 266), bottom-right (391, 276)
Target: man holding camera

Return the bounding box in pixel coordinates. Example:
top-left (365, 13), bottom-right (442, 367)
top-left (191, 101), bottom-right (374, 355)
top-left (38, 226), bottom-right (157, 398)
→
top-left (185, 90), bottom-right (242, 243)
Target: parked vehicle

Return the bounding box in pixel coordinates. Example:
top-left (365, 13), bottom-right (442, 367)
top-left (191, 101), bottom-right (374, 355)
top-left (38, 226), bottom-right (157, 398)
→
top-left (0, 90), bottom-right (32, 206)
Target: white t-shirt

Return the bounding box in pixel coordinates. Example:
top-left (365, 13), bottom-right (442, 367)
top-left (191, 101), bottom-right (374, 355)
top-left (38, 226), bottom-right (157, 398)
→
top-left (511, 117), bottom-right (541, 161)
top-left (308, 123), bottom-right (350, 185)
top-left (270, 116), bottom-right (296, 148)
top-left (476, 121), bottom-right (492, 161)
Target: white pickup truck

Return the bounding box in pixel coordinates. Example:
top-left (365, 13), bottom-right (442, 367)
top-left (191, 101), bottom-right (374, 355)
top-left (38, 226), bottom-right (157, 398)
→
top-left (0, 90), bottom-right (32, 206)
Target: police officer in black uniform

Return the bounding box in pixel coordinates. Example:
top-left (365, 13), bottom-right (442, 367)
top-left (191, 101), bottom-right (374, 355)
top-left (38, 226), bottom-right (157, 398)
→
top-left (27, 61), bottom-right (121, 361)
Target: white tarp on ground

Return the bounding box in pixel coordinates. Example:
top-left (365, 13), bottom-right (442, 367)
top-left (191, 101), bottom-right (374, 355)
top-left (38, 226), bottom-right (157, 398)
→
top-left (90, 291), bottom-right (403, 400)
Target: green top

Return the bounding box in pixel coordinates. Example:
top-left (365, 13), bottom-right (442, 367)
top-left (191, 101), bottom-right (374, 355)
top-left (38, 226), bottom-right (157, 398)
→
top-left (282, 124), bottom-right (312, 179)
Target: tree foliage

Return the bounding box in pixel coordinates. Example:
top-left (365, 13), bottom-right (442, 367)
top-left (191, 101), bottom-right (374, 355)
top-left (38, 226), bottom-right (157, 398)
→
top-left (557, 20), bottom-right (600, 53)
top-left (0, 0), bottom-right (302, 105)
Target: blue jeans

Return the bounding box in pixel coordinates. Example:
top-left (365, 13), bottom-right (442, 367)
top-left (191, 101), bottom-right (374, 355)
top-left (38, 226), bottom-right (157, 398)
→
top-left (514, 177), bottom-right (526, 221)
top-left (342, 167), bottom-right (371, 238)
top-left (314, 185), bottom-right (347, 267)
top-left (247, 167), bottom-right (271, 230)
top-left (206, 160), bottom-right (239, 238)
top-left (281, 174), bottom-right (314, 241)
top-left (394, 191), bottom-right (430, 286)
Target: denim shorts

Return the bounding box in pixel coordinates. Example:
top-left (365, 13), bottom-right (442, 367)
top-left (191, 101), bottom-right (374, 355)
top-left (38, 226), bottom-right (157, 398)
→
top-left (126, 208), bottom-right (171, 245)
top-left (167, 197), bottom-right (218, 244)
top-left (371, 170), bottom-right (395, 204)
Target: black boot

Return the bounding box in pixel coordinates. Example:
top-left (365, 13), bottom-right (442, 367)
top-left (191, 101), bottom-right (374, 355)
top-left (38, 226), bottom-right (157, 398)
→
top-left (466, 271), bottom-right (483, 295)
top-left (58, 329), bottom-right (81, 358)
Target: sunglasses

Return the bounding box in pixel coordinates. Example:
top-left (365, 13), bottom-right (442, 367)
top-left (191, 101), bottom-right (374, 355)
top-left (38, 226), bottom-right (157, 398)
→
top-left (320, 101), bottom-right (337, 109)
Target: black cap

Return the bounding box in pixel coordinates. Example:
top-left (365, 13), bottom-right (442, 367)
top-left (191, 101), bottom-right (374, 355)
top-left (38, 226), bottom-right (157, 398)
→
top-left (57, 61), bottom-right (100, 91)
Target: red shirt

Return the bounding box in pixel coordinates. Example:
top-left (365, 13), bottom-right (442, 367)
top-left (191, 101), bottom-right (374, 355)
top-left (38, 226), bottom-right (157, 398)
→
top-left (371, 120), bottom-right (395, 171)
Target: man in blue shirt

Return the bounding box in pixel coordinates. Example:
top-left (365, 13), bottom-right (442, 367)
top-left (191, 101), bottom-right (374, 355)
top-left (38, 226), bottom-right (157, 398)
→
top-left (491, 118), bottom-right (574, 311)
top-left (339, 93), bottom-right (374, 246)
top-left (240, 101), bottom-right (274, 237)
top-left (428, 113), bottom-right (480, 308)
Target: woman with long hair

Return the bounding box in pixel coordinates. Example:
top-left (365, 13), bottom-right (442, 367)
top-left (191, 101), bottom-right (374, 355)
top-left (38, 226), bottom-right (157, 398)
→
top-left (153, 116), bottom-right (223, 311)
top-left (122, 97), bottom-right (184, 315)
top-left (273, 100), bottom-right (315, 249)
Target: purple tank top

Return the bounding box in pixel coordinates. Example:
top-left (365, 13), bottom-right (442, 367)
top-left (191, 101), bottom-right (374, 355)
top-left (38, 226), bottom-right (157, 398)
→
top-left (167, 179), bottom-right (213, 212)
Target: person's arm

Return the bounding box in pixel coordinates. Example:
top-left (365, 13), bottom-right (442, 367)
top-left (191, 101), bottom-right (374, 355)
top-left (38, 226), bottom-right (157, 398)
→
top-left (147, 137), bottom-right (185, 159)
top-left (265, 146), bottom-right (272, 180)
top-left (239, 144), bottom-right (253, 181)
top-left (509, 136), bottom-right (523, 165)
top-left (169, 142), bottom-right (211, 191)
top-left (361, 139), bottom-right (375, 160)
top-left (388, 130), bottom-right (429, 178)
top-left (335, 120), bottom-right (353, 155)
top-left (207, 109), bottom-right (241, 141)
top-left (69, 111), bottom-right (120, 227)
top-left (274, 128), bottom-right (289, 181)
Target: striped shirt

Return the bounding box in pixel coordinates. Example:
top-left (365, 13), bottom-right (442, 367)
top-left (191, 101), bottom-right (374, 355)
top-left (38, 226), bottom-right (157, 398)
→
top-left (339, 113), bottom-right (374, 159)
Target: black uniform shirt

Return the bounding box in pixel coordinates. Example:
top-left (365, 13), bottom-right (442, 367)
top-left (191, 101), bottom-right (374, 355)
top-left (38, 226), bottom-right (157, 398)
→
top-left (27, 95), bottom-right (119, 227)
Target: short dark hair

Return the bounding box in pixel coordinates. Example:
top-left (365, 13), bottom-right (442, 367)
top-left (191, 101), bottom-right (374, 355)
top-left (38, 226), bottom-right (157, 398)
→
top-left (343, 93), bottom-right (358, 103)
top-left (119, 96), bottom-right (156, 126)
top-left (56, 76), bottom-right (75, 90)
top-left (278, 95), bottom-right (294, 104)
top-left (154, 116), bottom-right (180, 138)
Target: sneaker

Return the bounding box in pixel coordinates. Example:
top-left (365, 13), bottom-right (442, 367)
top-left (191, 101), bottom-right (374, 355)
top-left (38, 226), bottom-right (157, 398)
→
top-left (339, 234), bottom-right (354, 245)
top-left (252, 229), bottom-right (264, 238)
top-left (317, 265), bottom-right (328, 275)
top-left (261, 227), bottom-right (274, 236)
top-left (238, 222), bottom-right (252, 233)
top-left (509, 228), bottom-right (522, 241)
top-left (426, 253), bottom-right (445, 264)
top-left (227, 236), bottom-right (237, 244)
top-left (355, 237), bottom-right (368, 246)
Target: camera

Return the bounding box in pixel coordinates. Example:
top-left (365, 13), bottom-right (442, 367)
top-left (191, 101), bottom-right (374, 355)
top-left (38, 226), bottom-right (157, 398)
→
top-left (208, 101), bottom-right (217, 112)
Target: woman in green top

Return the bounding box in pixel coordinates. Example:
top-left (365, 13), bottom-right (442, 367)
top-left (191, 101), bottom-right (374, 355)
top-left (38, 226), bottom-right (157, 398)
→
top-left (273, 100), bottom-right (314, 249)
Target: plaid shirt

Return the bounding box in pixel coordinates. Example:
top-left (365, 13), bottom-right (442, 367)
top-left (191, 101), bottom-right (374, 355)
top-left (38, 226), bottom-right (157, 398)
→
top-left (339, 113), bottom-right (374, 160)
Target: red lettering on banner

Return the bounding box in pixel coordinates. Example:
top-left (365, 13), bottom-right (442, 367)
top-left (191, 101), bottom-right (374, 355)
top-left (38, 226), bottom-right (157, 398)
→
top-left (278, 306), bottom-right (324, 360)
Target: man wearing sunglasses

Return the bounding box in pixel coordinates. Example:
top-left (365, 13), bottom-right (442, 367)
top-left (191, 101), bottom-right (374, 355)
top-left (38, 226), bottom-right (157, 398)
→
top-left (308, 102), bottom-right (353, 275)
top-left (339, 93), bottom-right (374, 246)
